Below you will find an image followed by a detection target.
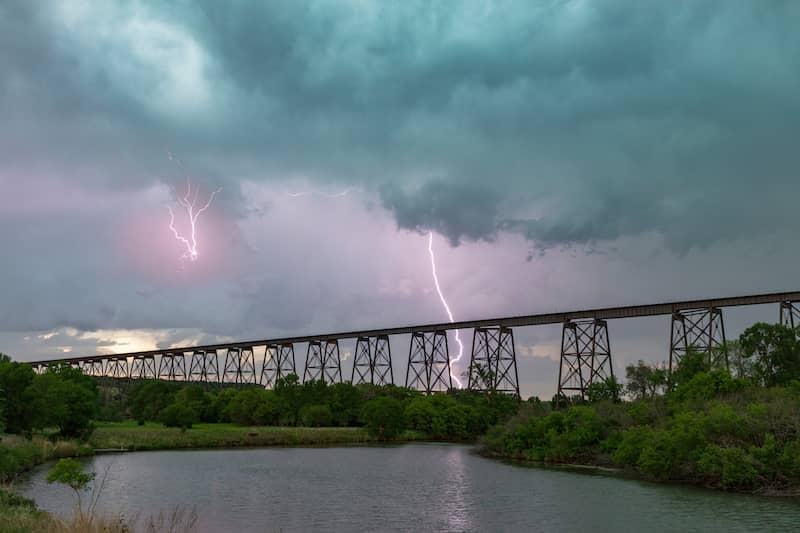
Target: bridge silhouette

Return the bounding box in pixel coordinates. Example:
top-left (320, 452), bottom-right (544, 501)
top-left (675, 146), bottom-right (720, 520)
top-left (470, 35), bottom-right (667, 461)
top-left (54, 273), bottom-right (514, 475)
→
top-left (27, 291), bottom-right (800, 398)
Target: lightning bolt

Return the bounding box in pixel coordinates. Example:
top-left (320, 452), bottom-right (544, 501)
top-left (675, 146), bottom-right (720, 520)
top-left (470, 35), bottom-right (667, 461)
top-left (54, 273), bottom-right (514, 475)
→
top-left (168, 178), bottom-right (221, 263)
top-left (427, 231), bottom-right (464, 388)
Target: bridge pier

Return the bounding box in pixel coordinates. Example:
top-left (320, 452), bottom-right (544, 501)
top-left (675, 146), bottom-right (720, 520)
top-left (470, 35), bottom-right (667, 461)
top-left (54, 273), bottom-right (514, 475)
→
top-left (780, 301), bottom-right (800, 329)
top-left (130, 355), bottom-right (157, 379)
top-left (468, 326), bottom-right (519, 396)
top-left (351, 335), bottom-right (394, 385)
top-left (222, 347), bottom-right (257, 385)
top-left (303, 340), bottom-right (342, 383)
top-left (406, 330), bottom-right (452, 393)
top-left (261, 343), bottom-right (297, 387)
top-left (669, 307), bottom-right (727, 374)
top-left (106, 357), bottom-right (129, 380)
top-left (189, 350), bottom-right (220, 383)
top-left (158, 352), bottom-right (187, 381)
top-left (82, 358), bottom-right (105, 377)
top-left (557, 319), bottom-right (614, 401)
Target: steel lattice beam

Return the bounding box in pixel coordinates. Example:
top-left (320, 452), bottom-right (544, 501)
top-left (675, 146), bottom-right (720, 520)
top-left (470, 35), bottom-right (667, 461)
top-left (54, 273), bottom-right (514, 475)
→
top-left (557, 319), bottom-right (614, 400)
top-left (303, 340), bottom-right (342, 384)
top-left (405, 330), bottom-right (452, 394)
top-left (106, 357), bottom-right (129, 380)
top-left (158, 352), bottom-right (187, 381)
top-left (351, 335), bottom-right (394, 385)
top-left (669, 307), bottom-right (727, 374)
top-left (468, 326), bottom-right (520, 396)
top-left (780, 301), bottom-right (800, 329)
top-left (222, 347), bottom-right (257, 385)
top-left (189, 350), bottom-right (219, 383)
top-left (130, 355), bottom-right (157, 379)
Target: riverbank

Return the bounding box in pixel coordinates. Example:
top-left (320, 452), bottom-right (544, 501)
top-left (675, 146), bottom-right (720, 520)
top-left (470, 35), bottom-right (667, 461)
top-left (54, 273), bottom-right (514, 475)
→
top-left (88, 421), bottom-right (427, 451)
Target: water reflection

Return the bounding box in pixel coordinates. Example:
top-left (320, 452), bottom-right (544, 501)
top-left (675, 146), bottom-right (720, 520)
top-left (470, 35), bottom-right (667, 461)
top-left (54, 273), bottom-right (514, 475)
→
top-left (18, 444), bottom-right (800, 533)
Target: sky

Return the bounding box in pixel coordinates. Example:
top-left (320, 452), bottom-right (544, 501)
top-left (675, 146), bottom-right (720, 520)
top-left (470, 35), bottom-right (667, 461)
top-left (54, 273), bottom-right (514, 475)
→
top-left (1, 0), bottom-right (799, 398)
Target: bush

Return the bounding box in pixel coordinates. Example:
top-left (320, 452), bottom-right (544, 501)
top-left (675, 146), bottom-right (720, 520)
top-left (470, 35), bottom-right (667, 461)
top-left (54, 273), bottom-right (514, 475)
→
top-left (697, 446), bottom-right (760, 489)
top-left (300, 404), bottom-right (333, 427)
top-left (361, 397), bottom-right (405, 439)
top-left (159, 402), bottom-right (197, 429)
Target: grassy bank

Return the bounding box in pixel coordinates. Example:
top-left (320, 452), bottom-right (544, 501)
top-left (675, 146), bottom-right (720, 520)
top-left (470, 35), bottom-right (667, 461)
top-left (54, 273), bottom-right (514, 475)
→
top-left (89, 421), bottom-right (426, 451)
top-left (0, 435), bottom-right (93, 483)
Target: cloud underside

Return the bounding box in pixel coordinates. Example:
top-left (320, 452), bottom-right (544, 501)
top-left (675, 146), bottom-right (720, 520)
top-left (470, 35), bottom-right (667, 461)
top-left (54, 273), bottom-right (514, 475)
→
top-left (1, 1), bottom-right (798, 252)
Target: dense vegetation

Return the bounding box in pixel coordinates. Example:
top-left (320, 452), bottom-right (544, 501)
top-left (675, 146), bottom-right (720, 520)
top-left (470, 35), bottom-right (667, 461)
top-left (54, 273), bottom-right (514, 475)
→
top-left (108, 375), bottom-right (519, 441)
top-left (483, 323), bottom-right (800, 493)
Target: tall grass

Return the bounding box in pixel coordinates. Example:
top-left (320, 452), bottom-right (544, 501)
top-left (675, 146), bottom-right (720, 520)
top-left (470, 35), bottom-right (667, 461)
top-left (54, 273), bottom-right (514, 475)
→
top-left (0, 487), bottom-right (197, 533)
top-left (0, 435), bottom-right (92, 483)
top-left (89, 422), bottom-right (423, 451)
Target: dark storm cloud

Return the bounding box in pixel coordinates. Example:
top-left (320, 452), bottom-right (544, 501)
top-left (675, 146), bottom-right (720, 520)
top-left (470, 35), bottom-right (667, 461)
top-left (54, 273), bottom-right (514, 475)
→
top-left (2, 1), bottom-right (799, 252)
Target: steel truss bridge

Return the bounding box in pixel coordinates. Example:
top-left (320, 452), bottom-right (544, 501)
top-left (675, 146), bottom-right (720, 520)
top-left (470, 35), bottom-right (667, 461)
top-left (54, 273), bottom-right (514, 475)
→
top-left (26, 292), bottom-right (800, 398)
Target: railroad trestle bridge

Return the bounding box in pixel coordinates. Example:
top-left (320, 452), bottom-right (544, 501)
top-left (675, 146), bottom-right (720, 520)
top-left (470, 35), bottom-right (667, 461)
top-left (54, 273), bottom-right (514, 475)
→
top-left (27, 292), bottom-right (800, 398)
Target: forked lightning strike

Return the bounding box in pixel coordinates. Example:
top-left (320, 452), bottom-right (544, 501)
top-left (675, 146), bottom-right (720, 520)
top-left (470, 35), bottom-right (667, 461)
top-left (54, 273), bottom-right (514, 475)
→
top-left (168, 178), bottom-right (221, 263)
top-left (428, 231), bottom-right (464, 388)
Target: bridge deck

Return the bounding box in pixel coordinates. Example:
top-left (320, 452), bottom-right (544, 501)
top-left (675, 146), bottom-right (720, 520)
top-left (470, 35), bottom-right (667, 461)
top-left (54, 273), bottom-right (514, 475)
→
top-left (28, 291), bottom-right (800, 365)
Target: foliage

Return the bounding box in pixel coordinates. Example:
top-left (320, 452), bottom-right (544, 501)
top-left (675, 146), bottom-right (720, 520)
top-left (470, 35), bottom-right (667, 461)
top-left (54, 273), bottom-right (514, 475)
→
top-left (361, 397), bottom-right (405, 439)
top-left (739, 323), bottom-right (800, 386)
top-left (47, 458), bottom-right (96, 511)
top-left (159, 402), bottom-right (198, 430)
top-left (300, 404), bottom-right (333, 427)
top-left (484, 322), bottom-right (800, 493)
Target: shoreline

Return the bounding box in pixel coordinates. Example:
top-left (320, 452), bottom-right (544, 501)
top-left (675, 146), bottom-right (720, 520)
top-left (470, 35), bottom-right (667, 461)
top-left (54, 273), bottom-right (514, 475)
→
top-left (477, 448), bottom-right (800, 498)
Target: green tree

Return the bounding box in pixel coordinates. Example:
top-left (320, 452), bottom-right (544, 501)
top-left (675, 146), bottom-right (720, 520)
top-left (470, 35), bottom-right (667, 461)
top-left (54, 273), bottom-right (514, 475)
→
top-left (625, 361), bottom-right (667, 399)
top-left (159, 402), bottom-right (198, 430)
top-left (25, 367), bottom-right (97, 437)
top-left (47, 459), bottom-right (95, 513)
top-left (739, 323), bottom-right (800, 386)
top-left (0, 355), bottom-right (36, 434)
top-left (361, 397), bottom-right (405, 439)
top-left (300, 404), bottom-right (333, 427)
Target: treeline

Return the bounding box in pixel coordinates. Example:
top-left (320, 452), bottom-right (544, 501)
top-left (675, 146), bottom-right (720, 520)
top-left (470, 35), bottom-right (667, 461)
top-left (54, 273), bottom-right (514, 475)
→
top-left (102, 375), bottom-right (519, 440)
top-left (483, 322), bottom-right (800, 492)
top-left (0, 354), bottom-right (97, 438)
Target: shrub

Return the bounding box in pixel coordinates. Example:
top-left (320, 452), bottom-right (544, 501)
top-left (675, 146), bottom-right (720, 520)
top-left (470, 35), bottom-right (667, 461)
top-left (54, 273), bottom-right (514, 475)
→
top-left (361, 397), bottom-right (405, 439)
top-left (300, 404), bottom-right (333, 427)
top-left (697, 446), bottom-right (760, 489)
top-left (159, 402), bottom-right (197, 429)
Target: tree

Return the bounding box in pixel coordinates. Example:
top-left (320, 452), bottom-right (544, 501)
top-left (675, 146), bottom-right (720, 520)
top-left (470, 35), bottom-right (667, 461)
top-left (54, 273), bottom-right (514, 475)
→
top-left (586, 376), bottom-right (622, 403)
top-left (25, 369), bottom-right (97, 437)
top-left (300, 404), bottom-right (333, 427)
top-left (160, 401), bottom-right (198, 430)
top-left (0, 356), bottom-right (36, 434)
top-left (47, 459), bottom-right (95, 514)
top-left (625, 361), bottom-right (668, 399)
top-left (361, 397), bottom-right (405, 439)
top-left (739, 323), bottom-right (800, 386)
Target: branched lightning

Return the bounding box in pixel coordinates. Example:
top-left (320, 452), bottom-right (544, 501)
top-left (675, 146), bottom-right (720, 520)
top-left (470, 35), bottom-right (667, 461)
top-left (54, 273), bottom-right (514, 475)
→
top-left (167, 178), bottom-right (221, 263)
top-left (427, 231), bottom-right (464, 388)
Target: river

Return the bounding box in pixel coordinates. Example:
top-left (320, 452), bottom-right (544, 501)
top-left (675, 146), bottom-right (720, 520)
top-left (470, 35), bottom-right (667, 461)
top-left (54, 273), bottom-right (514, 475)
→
top-left (18, 444), bottom-right (800, 532)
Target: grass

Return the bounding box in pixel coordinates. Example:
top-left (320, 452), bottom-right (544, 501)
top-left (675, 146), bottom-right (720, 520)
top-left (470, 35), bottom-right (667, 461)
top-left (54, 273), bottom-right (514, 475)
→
top-left (0, 487), bottom-right (198, 533)
top-left (90, 421), bottom-right (425, 451)
top-left (0, 435), bottom-right (93, 483)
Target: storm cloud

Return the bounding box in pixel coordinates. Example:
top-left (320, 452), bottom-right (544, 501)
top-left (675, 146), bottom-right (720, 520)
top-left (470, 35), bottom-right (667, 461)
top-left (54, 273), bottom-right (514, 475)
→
top-left (1, 1), bottom-right (799, 397)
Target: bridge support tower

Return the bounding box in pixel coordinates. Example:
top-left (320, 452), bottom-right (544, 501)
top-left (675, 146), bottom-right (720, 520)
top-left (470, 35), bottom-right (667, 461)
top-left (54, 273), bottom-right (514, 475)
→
top-left (557, 319), bottom-right (614, 401)
top-left (261, 343), bottom-right (297, 387)
top-left (669, 307), bottom-right (727, 375)
top-left (303, 340), bottom-right (342, 383)
top-left (158, 352), bottom-right (187, 381)
top-left (189, 350), bottom-right (219, 383)
top-left (222, 347), bottom-right (257, 385)
top-left (406, 330), bottom-right (452, 393)
top-left (351, 335), bottom-right (394, 385)
top-left (468, 326), bottom-right (519, 396)
top-left (780, 301), bottom-right (800, 329)
top-left (106, 356), bottom-right (129, 380)
top-left (131, 355), bottom-right (157, 379)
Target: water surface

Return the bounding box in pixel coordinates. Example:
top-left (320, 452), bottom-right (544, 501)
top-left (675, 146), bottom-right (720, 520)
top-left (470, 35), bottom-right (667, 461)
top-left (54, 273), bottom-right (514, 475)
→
top-left (19, 444), bottom-right (800, 532)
